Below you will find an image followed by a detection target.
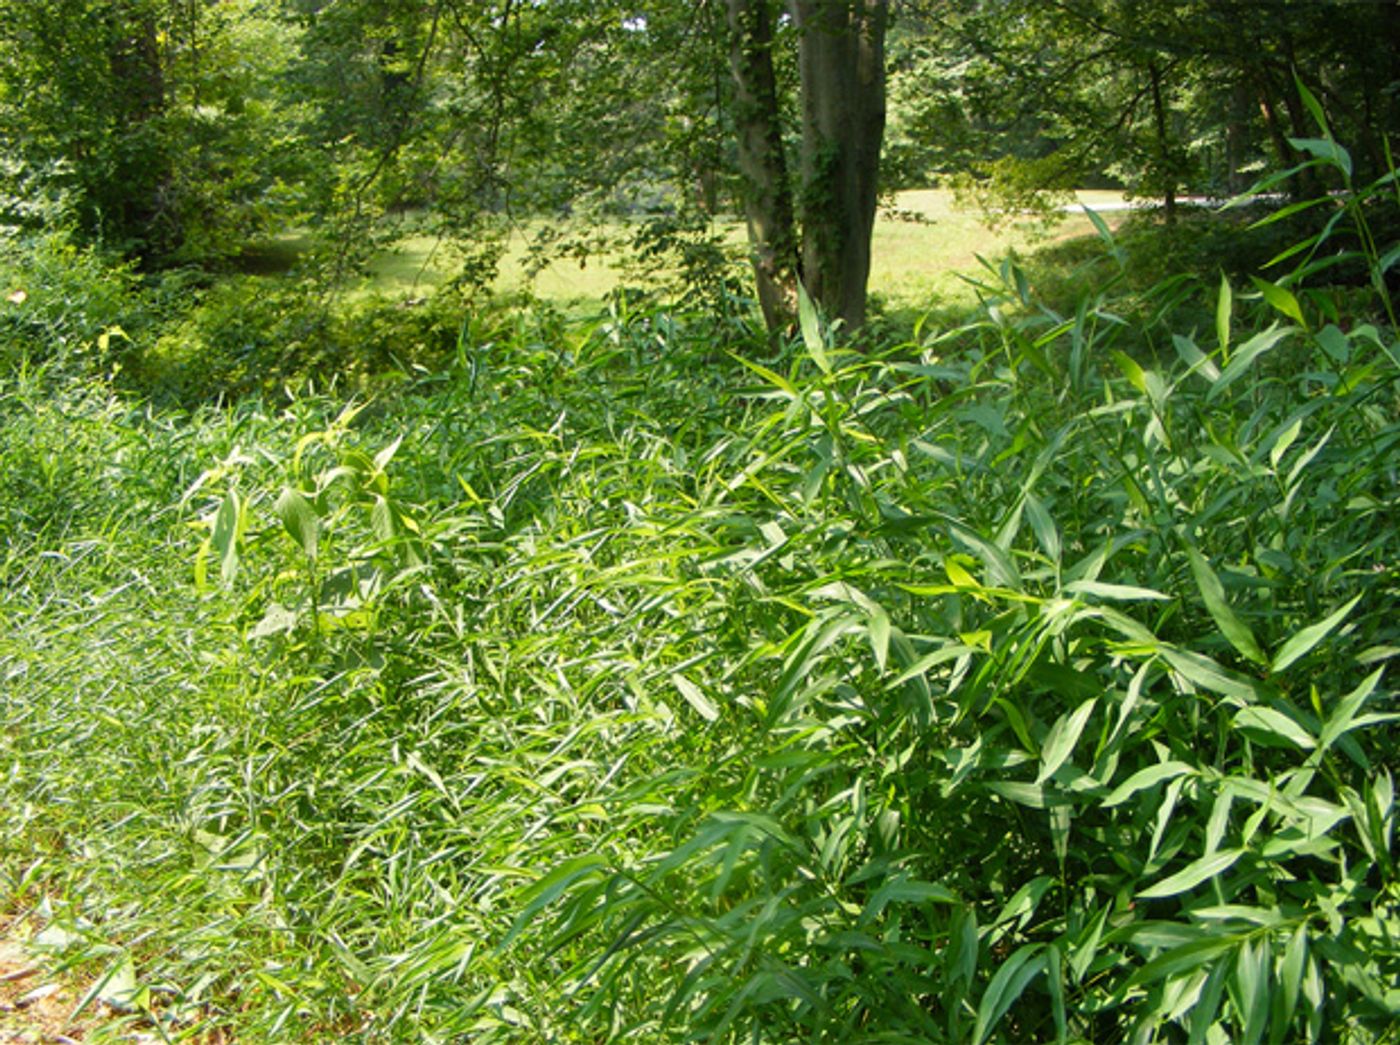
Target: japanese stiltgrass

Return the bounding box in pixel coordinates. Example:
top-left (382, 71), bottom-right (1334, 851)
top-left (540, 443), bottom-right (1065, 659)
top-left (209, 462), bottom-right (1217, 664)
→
top-left (0, 141), bottom-right (1395, 1042)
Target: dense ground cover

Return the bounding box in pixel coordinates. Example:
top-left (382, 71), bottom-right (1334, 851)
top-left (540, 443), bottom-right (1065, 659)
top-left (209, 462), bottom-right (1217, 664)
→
top-left (1, 168), bottom-right (1398, 1041)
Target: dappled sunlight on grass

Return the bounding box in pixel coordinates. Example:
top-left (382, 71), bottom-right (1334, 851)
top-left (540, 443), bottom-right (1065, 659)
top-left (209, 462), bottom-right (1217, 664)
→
top-left (343, 190), bottom-right (1131, 313)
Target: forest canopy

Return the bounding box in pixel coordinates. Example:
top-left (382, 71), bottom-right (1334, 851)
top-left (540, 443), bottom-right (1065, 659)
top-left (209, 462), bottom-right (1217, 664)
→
top-left (1, 0), bottom-right (1396, 321)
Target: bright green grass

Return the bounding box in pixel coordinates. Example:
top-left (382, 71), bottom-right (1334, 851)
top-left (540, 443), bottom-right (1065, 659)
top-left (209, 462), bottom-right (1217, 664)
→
top-left (2, 224), bottom-right (1396, 1041)
top-left (355, 190), bottom-right (1130, 311)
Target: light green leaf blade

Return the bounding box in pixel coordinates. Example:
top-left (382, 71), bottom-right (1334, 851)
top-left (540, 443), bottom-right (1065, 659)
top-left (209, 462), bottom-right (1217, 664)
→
top-left (1186, 546), bottom-right (1266, 665)
top-left (972, 944), bottom-right (1044, 1045)
top-left (1233, 706), bottom-right (1315, 750)
top-left (1289, 136), bottom-right (1351, 179)
top-left (1276, 924), bottom-right (1308, 1037)
top-left (1216, 274), bottom-right (1232, 355)
top-left (868, 608), bottom-right (891, 673)
top-left (1023, 493), bottom-right (1060, 562)
top-left (1064, 579), bottom-right (1170, 601)
top-left (212, 489), bottom-right (241, 586)
top-left (370, 495), bottom-right (395, 544)
top-left (275, 487), bottom-right (319, 562)
top-left (1250, 276), bottom-right (1306, 328)
top-left (1037, 697), bottom-right (1097, 783)
top-left (1209, 323), bottom-right (1290, 401)
top-left (796, 280), bottom-right (831, 375)
top-left (1271, 595), bottom-right (1362, 673)
top-left (372, 433), bottom-right (403, 473)
top-left (1102, 761), bottom-right (1195, 808)
top-left (672, 673), bottom-right (719, 722)
top-left (1138, 848), bottom-right (1245, 900)
top-left (1126, 935), bottom-right (1237, 989)
top-left (1318, 668), bottom-right (1384, 754)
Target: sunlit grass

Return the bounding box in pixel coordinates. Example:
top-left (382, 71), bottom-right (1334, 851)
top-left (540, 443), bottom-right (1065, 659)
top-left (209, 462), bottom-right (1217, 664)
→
top-left (4, 167), bottom-right (1393, 1042)
top-left (349, 190), bottom-right (1131, 311)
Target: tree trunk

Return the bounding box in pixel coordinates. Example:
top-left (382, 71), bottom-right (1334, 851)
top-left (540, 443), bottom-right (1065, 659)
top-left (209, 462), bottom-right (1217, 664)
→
top-left (790, 0), bottom-right (887, 332)
top-left (1148, 59), bottom-right (1176, 224)
top-left (726, 0), bottom-right (798, 334)
top-left (106, 3), bottom-right (177, 260)
top-left (1225, 81), bottom-right (1251, 195)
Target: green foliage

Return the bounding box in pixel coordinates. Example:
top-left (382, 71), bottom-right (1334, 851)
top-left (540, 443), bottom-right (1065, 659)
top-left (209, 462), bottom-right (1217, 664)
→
top-left (0, 143), bottom-right (1397, 1043)
top-left (0, 0), bottom-right (303, 265)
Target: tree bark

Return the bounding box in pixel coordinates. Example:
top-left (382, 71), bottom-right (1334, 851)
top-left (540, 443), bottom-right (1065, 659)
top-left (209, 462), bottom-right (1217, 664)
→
top-left (726, 0), bottom-right (799, 334)
top-left (105, 3), bottom-right (177, 260)
top-left (1147, 59), bottom-right (1176, 224)
top-left (790, 0), bottom-right (887, 332)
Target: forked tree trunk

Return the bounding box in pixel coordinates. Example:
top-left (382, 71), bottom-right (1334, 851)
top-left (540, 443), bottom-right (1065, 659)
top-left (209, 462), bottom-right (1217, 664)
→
top-left (790, 0), bottom-right (887, 332)
top-left (726, 0), bottom-right (799, 333)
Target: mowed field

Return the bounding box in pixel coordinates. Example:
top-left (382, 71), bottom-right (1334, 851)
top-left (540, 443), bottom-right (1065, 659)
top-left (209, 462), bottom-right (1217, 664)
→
top-left (362, 189), bottom-right (1131, 309)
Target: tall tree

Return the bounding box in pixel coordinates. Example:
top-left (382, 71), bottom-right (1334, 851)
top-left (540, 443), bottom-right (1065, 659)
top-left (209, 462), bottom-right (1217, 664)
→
top-left (791, 0), bottom-right (888, 331)
top-left (728, 0), bottom-right (889, 333)
top-left (0, 0), bottom-right (302, 264)
top-left (727, 0), bottom-right (798, 333)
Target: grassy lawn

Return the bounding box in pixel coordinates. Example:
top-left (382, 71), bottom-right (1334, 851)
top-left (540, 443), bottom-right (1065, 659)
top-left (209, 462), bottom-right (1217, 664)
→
top-left (357, 189), bottom-right (1130, 311)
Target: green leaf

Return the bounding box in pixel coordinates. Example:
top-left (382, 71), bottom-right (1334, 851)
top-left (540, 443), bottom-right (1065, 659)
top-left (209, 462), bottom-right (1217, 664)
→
top-left (1046, 943), bottom-right (1067, 1044)
top-left (947, 907), bottom-right (979, 988)
top-left (372, 434), bottom-right (403, 473)
top-left (1067, 905), bottom-right (1109, 983)
top-left (1082, 205), bottom-right (1123, 267)
top-left (796, 280), bottom-right (831, 375)
top-left (863, 876), bottom-right (959, 923)
top-left (1113, 350), bottom-right (1147, 394)
top-left (672, 673), bottom-right (719, 721)
top-left (972, 944), bottom-right (1044, 1045)
top-left (1249, 276), bottom-right (1306, 329)
top-left (1174, 333), bottom-right (1221, 383)
top-left (1023, 493), bottom-right (1060, 562)
top-left (1235, 937), bottom-right (1271, 1045)
top-left (1318, 668), bottom-right (1384, 754)
top-left (1102, 761), bottom-right (1195, 808)
top-left (1216, 274), bottom-right (1232, 356)
top-left (994, 876), bottom-right (1054, 929)
top-left (1036, 697), bottom-right (1097, 783)
top-left (1294, 77), bottom-right (1331, 136)
top-left (1269, 417), bottom-right (1303, 471)
top-left (1233, 707), bottom-right (1315, 750)
top-left (275, 487), bottom-right (319, 562)
top-left (1185, 546), bottom-right (1266, 666)
top-left (1161, 647), bottom-right (1262, 701)
top-left (503, 854), bottom-right (610, 948)
top-left (1288, 137), bottom-right (1351, 180)
top-left (1205, 790), bottom-right (1234, 855)
top-left (371, 495), bottom-right (395, 544)
top-left (1210, 324), bottom-right (1290, 401)
top-left (1271, 594), bottom-right (1361, 673)
top-left (1188, 958), bottom-right (1233, 1045)
top-left (212, 489), bottom-right (241, 586)
top-left (1138, 848), bottom-right (1245, 900)
top-left (868, 607), bottom-right (891, 673)
top-left (1064, 579), bottom-right (1170, 601)
top-left (1274, 924), bottom-right (1308, 1040)
top-left (1126, 935), bottom-right (1237, 989)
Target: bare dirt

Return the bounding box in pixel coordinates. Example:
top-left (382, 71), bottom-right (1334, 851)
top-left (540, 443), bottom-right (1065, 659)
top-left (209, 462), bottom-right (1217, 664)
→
top-left (0, 916), bottom-right (158, 1045)
top-left (0, 917), bottom-right (89, 1044)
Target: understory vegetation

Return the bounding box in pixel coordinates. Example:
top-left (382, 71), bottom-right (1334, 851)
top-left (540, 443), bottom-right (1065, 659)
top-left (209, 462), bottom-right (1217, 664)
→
top-left (2, 147), bottom-right (1399, 1043)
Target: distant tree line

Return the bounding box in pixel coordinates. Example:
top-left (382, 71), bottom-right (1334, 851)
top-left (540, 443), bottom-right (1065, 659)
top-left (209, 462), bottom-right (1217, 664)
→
top-left (0, 0), bottom-right (1394, 327)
